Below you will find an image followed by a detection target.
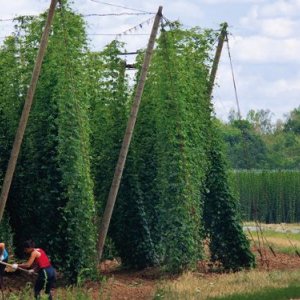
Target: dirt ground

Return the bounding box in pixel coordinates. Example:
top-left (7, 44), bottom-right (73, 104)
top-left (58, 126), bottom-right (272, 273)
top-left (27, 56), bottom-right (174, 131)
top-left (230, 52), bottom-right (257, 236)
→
top-left (3, 248), bottom-right (300, 300)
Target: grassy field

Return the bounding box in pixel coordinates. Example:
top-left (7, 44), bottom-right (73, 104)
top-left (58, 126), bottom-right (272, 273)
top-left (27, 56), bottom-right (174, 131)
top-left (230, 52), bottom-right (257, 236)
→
top-left (211, 285), bottom-right (300, 300)
top-left (10, 269), bottom-right (300, 300)
top-left (154, 223), bottom-right (300, 300)
top-left (245, 222), bottom-right (300, 255)
top-left (4, 285), bottom-right (102, 300)
top-left (154, 270), bottom-right (300, 300)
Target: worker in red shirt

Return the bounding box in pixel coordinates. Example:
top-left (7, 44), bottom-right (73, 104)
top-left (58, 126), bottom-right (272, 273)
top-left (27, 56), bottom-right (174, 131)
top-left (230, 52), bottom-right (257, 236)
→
top-left (12, 240), bottom-right (56, 300)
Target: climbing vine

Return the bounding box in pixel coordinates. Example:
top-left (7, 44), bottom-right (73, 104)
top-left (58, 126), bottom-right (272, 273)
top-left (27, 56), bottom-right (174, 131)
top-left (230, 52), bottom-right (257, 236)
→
top-left (0, 3), bottom-right (255, 279)
top-left (203, 120), bottom-right (255, 270)
top-left (86, 40), bottom-right (130, 260)
top-left (111, 23), bottom-right (217, 272)
top-left (1, 3), bottom-right (97, 281)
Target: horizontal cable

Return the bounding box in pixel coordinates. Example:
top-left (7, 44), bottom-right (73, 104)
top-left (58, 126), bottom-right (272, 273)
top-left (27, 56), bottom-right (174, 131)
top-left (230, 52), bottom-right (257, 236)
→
top-left (0, 12), bottom-right (153, 23)
top-left (88, 0), bottom-right (153, 14)
top-left (0, 18), bottom-right (16, 22)
top-left (84, 12), bottom-right (153, 17)
top-left (89, 33), bottom-right (149, 36)
top-left (0, 33), bottom-right (149, 40)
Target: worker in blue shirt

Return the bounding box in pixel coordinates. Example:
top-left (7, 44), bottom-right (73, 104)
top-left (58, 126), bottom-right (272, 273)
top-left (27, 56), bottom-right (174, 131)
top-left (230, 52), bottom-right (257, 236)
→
top-left (0, 243), bottom-right (8, 290)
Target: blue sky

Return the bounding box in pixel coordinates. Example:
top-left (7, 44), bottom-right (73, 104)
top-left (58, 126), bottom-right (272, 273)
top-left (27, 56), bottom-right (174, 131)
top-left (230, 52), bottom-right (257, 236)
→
top-left (0, 0), bottom-right (299, 122)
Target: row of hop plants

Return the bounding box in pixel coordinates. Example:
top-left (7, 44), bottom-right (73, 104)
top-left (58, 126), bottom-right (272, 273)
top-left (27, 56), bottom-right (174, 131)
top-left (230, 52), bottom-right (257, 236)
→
top-left (232, 170), bottom-right (300, 223)
top-left (0, 3), bottom-right (97, 282)
top-left (107, 23), bottom-right (254, 272)
top-left (0, 1), bottom-right (254, 282)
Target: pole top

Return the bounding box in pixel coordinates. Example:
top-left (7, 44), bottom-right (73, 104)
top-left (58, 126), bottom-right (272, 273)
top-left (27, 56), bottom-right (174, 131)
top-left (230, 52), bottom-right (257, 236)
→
top-left (220, 22), bottom-right (228, 34)
top-left (158, 6), bottom-right (163, 15)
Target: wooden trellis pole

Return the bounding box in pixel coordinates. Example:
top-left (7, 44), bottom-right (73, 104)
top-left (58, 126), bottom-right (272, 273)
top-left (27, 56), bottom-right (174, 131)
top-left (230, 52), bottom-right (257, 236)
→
top-left (0, 0), bottom-right (58, 221)
top-left (208, 22), bottom-right (228, 98)
top-left (97, 6), bottom-right (163, 262)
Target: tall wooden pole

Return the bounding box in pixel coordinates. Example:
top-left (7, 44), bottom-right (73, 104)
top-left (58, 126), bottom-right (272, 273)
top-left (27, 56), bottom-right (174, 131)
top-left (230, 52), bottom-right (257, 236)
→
top-left (97, 6), bottom-right (163, 262)
top-left (0, 0), bottom-right (58, 221)
top-left (208, 22), bottom-right (228, 98)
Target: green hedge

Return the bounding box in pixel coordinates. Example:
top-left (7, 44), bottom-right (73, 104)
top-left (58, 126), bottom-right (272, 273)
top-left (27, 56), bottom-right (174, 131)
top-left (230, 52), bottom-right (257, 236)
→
top-left (233, 170), bottom-right (300, 223)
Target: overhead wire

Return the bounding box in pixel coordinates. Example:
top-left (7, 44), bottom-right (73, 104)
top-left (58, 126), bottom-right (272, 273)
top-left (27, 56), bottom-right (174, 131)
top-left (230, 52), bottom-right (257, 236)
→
top-left (224, 31), bottom-right (278, 267)
top-left (88, 0), bottom-right (153, 14)
top-left (222, 30), bottom-right (270, 266)
top-left (84, 12), bottom-right (153, 17)
top-left (210, 31), bottom-right (233, 119)
top-left (0, 12), bottom-right (153, 23)
top-left (89, 33), bottom-right (149, 36)
top-left (212, 93), bottom-right (232, 118)
top-left (225, 33), bottom-right (241, 120)
top-left (162, 15), bottom-right (219, 34)
top-left (115, 15), bottom-right (155, 38)
top-left (0, 10), bottom-right (155, 48)
top-left (0, 18), bottom-right (16, 22)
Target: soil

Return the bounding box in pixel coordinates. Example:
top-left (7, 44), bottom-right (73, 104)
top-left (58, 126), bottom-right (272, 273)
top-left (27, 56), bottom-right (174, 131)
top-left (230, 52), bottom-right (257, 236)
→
top-left (3, 248), bottom-right (300, 300)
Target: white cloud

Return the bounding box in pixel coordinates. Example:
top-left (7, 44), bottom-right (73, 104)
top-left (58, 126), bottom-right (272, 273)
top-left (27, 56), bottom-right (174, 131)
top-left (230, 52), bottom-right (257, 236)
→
top-left (259, 18), bottom-right (296, 38)
top-left (213, 61), bottom-right (300, 121)
top-left (0, 0), bottom-right (49, 16)
top-left (261, 77), bottom-right (300, 98)
top-left (165, 1), bottom-right (203, 20)
top-left (202, 0), bottom-right (264, 3)
top-left (259, 0), bottom-right (300, 18)
top-left (0, 0), bottom-right (299, 120)
top-left (229, 35), bottom-right (300, 63)
top-left (240, 1), bottom-right (300, 38)
top-left (241, 14), bottom-right (297, 38)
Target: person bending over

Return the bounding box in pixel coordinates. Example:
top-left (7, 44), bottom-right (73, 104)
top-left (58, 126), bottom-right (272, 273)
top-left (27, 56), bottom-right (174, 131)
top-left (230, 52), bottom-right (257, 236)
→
top-left (13, 240), bottom-right (56, 300)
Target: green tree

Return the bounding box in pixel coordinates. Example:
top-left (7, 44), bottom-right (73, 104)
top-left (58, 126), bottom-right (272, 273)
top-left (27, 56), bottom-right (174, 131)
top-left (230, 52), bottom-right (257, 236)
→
top-left (246, 109), bottom-right (274, 134)
top-left (221, 119), bottom-right (268, 169)
top-left (284, 106), bottom-right (300, 134)
top-left (266, 131), bottom-right (300, 169)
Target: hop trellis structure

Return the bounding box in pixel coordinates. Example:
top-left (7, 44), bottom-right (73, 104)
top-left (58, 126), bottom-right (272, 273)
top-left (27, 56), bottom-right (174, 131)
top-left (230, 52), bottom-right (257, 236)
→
top-left (108, 23), bottom-right (255, 272)
top-left (0, 3), bottom-right (254, 281)
top-left (0, 5), bottom-right (97, 282)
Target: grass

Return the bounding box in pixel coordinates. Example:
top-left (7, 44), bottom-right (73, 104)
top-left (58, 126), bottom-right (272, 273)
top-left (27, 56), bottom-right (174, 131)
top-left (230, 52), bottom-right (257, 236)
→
top-left (245, 222), bottom-right (300, 255)
top-left (209, 285), bottom-right (300, 300)
top-left (154, 223), bottom-right (300, 300)
top-left (4, 287), bottom-right (96, 300)
top-left (154, 270), bottom-right (300, 300)
top-left (4, 281), bottom-right (108, 300)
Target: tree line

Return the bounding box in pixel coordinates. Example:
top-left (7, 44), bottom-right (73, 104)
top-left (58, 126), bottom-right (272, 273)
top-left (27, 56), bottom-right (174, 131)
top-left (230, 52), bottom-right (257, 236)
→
top-left (219, 108), bottom-right (300, 170)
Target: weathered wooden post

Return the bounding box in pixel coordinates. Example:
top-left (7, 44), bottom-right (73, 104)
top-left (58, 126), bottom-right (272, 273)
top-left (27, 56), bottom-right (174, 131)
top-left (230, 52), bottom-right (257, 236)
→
top-left (97, 6), bottom-right (163, 262)
top-left (0, 0), bottom-right (58, 221)
top-left (208, 22), bottom-right (228, 98)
